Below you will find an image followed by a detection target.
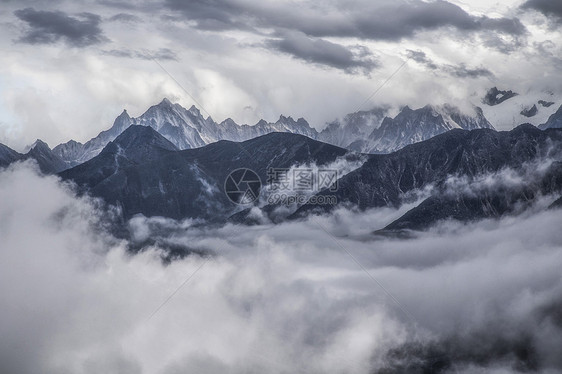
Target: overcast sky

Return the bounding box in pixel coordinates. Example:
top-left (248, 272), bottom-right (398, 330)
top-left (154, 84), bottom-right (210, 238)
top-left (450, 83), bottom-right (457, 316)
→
top-left (0, 0), bottom-right (561, 149)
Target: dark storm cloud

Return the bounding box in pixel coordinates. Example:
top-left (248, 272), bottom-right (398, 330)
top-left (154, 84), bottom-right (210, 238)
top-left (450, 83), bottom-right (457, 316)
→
top-left (406, 50), bottom-right (494, 79)
top-left (265, 32), bottom-right (378, 74)
top-left (14, 7), bottom-right (107, 47)
top-left (165, 0), bottom-right (527, 43)
top-left (406, 50), bottom-right (439, 69)
top-left (479, 16), bottom-right (528, 35)
top-left (108, 12), bottom-right (141, 23)
top-left (164, 0), bottom-right (253, 32)
top-left (521, 0), bottom-right (562, 23)
top-left (449, 65), bottom-right (493, 78)
top-left (102, 47), bottom-right (177, 60)
top-left (318, 1), bottom-right (523, 41)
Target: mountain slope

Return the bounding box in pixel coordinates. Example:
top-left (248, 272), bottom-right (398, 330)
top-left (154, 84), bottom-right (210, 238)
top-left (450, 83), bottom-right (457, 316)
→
top-left (53, 109), bottom-right (134, 166)
top-left (0, 143), bottom-right (22, 168)
top-left (22, 140), bottom-right (68, 173)
top-left (0, 140), bottom-right (67, 173)
top-left (104, 124), bottom-right (179, 160)
top-left (292, 125), bottom-right (562, 229)
top-left (60, 129), bottom-right (348, 220)
top-left (383, 161), bottom-right (562, 232)
top-left (59, 125), bottom-right (178, 190)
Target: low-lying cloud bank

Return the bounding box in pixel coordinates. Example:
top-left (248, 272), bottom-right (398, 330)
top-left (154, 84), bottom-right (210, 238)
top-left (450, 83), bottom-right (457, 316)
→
top-left (1, 162), bottom-right (562, 373)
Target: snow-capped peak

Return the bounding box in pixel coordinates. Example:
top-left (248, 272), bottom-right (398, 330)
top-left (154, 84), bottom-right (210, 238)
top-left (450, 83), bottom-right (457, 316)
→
top-left (53, 99), bottom-right (496, 166)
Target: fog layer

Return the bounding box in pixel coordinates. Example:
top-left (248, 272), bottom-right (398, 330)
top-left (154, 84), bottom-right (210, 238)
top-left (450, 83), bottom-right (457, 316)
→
top-left (1, 162), bottom-right (561, 373)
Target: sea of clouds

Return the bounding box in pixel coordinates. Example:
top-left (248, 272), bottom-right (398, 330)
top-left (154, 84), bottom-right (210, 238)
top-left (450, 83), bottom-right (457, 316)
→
top-left (1, 161), bottom-right (562, 374)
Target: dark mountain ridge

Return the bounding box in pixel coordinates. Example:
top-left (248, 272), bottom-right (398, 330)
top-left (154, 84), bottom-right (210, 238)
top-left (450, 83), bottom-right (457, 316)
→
top-left (290, 125), bottom-right (562, 231)
top-left (60, 126), bottom-right (350, 221)
top-left (0, 140), bottom-right (67, 173)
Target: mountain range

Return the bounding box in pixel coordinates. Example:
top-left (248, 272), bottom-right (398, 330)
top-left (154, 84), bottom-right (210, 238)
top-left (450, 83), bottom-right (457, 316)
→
top-left (59, 125), bottom-right (349, 221)
top-left (0, 139), bottom-right (67, 173)
top-left (11, 99), bottom-right (495, 172)
top-left (53, 98), bottom-right (320, 168)
top-left (349, 104), bottom-right (494, 153)
top-left (52, 122), bottom-right (562, 237)
top-left (2, 86), bottom-right (561, 175)
top-left (291, 124), bottom-right (562, 233)
top-left (1, 91), bottom-right (562, 238)
top-left (3, 91), bottom-right (560, 175)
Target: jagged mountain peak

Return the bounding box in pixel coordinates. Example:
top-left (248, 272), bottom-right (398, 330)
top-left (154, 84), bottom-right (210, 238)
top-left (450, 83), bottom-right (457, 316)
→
top-left (144, 98), bottom-right (186, 117)
top-left (22, 139), bottom-right (67, 174)
top-left (278, 114), bottom-right (294, 122)
top-left (0, 143), bottom-right (22, 167)
top-left (188, 104), bottom-right (201, 116)
top-left (115, 109), bottom-right (131, 120)
top-left (420, 103), bottom-right (436, 111)
top-left (152, 99), bottom-right (203, 119)
top-left (389, 104), bottom-right (447, 124)
top-left (361, 103), bottom-right (493, 154)
top-left (110, 109), bottom-right (133, 133)
top-left (146, 99), bottom-right (173, 114)
top-left (31, 139), bottom-right (49, 148)
top-left (24, 139), bottom-right (51, 154)
top-left (220, 118), bottom-right (237, 126)
top-left (51, 98), bottom-right (495, 168)
top-left (64, 139), bottom-right (83, 147)
top-left (408, 104), bottom-right (437, 115)
top-left (158, 97), bottom-right (173, 107)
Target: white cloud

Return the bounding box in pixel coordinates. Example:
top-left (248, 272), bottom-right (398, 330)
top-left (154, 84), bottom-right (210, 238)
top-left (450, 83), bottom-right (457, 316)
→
top-left (0, 0), bottom-right (561, 147)
top-left (1, 162), bottom-right (562, 373)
